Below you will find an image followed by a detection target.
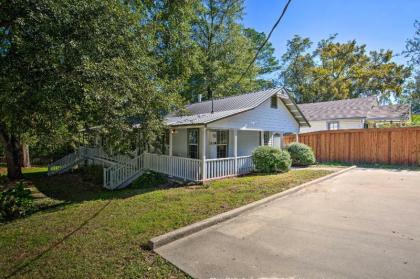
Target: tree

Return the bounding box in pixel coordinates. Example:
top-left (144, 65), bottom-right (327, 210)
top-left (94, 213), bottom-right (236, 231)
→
top-left (244, 28), bottom-right (280, 89)
top-left (0, 0), bottom-right (179, 179)
top-left (145, 0), bottom-right (201, 97)
top-left (401, 20), bottom-right (420, 113)
top-left (279, 35), bottom-right (411, 103)
top-left (186, 0), bottom-right (259, 102)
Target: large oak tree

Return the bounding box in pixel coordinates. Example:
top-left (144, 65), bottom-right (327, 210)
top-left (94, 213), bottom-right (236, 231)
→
top-left (0, 0), bottom-right (180, 179)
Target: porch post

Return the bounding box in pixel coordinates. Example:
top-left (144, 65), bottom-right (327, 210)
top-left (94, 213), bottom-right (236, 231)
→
top-left (260, 131), bottom-right (264, 146)
top-left (280, 132), bottom-right (284, 149)
top-left (233, 129), bottom-right (238, 174)
top-left (271, 132), bottom-right (274, 147)
top-left (200, 126), bottom-right (207, 181)
top-left (169, 129), bottom-right (173, 156)
top-left (295, 133), bottom-right (299, 143)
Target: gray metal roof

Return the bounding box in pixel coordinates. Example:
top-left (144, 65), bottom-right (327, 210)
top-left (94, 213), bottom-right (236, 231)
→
top-left (298, 97), bottom-right (378, 121)
top-left (166, 88), bottom-right (310, 127)
top-left (367, 104), bottom-right (411, 121)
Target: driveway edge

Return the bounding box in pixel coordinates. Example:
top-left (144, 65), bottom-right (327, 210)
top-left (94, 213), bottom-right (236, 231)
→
top-left (149, 165), bottom-right (356, 250)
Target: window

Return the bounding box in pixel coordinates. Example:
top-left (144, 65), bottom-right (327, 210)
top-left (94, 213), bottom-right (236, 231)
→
top-left (270, 95), bottom-right (278, 108)
top-left (216, 130), bottom-right (229, 158)
top-left (327, 121), bottom-right (339, 130)
top-left (187, 128), bottom-right (199, 159)
top-left (263, 131), bottom-right (270, 145)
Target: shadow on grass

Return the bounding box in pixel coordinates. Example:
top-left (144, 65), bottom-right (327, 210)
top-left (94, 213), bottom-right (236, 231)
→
top-left (4, 200), bottom-right (112, 279)
top-left (25, 170), bottom-right (160, 203)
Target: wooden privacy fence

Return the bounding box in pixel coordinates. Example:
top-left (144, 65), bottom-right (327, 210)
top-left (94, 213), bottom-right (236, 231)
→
top-left (283, 127), bottom-right (420, 166)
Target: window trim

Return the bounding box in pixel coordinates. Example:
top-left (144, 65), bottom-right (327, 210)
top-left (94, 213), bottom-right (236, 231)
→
top-left (327, 121), bottom-right (339, 130)
top-left (216, 130), bottom-right (229, 158)
top-left (187, 128), bottom-right (199, 159)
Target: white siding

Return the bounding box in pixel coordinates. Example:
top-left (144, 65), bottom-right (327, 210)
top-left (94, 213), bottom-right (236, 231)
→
top-left (237, 130), bottom-right (260, 156)
top-left (171, 128), bottom-right (188, 157)
top-left (300, 118), bottom-right (365, 133)
top-left (208, 98), bottom-right (299, 133)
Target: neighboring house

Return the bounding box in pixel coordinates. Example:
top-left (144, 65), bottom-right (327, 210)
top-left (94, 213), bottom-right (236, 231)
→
top-left (48, 88), bottom-right (310, 189)
top-left (299, 97), bottom-right (411, 133)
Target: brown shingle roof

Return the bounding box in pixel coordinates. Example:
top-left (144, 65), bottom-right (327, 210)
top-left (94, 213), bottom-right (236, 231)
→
top-left (298, 97), bottom-right (411, 122)
top-left (298, 97), bottom-right (378, 121)
top-left (367, 104), bottom-right (411, 120)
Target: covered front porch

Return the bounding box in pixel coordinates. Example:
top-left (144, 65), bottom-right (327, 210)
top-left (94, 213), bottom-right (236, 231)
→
top-left (146, 126), bottom-right (287, 181)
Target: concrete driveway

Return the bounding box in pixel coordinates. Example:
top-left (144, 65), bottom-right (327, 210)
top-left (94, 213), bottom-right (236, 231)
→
top-left (156, 168), bottom-right (420, 279)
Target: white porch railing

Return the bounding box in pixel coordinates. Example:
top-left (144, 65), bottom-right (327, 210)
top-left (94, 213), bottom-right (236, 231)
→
top-left (205, 157), bottom-right (236, 179)
top-left (144, 153), bottom-right (202, 181)
top-left (103, 154), bottom-right (145, 190)
top-left (205, 155), bottom-right (254, 180)
top-left (237, 155), bottom-right (254, 175)
top-left (49, 147), bottom-right (255, 189)
top-left (79, 147), bottom-right (135, 164)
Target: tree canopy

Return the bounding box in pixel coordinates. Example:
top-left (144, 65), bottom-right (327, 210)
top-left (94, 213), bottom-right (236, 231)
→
top-left (0, 0), bottom-right (181, 178)
top-left (186, 0), bottom-right (258, 101)
top-left (401, 20), bottom-right (420, 113)
top-left (279, 35), bottom-right (411, 104)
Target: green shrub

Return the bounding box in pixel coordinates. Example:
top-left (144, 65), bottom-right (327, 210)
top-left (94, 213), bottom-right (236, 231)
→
top-left (286, 142), bottom-right (316, 166)
top-left (132, 171), bottom-right (168, 188)
top-left (0, 182), bottom-right (33, 221)
top-left (252, 146), bottom-right (291, 173)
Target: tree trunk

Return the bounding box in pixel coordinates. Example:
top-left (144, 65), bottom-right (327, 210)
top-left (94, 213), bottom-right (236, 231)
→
top-left (20, 144), bottom-right (31, 168)
top-left (0, 123), bottom-right (23, 180)
top-left (5, 135), bottom-right (22, 179)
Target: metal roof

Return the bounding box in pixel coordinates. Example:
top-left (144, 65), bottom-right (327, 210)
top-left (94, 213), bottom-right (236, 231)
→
top-left (166, 88), bottom-right (310, 127)
top-left (298, 97), bottom-right (378, 121)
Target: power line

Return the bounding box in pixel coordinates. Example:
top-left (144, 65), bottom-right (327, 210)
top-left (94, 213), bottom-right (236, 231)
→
top-left (236, 0), bottom-right (292, 86)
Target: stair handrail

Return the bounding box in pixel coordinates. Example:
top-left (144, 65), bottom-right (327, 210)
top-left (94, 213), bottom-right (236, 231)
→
top-left (47, 150), bottom-right (81, 175)
top-left (103, 153), bottom-right (145, 190)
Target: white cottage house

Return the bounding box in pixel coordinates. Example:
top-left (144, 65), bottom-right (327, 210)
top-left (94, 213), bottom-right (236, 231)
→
top-left (48, 88), bottom-right (309, 189)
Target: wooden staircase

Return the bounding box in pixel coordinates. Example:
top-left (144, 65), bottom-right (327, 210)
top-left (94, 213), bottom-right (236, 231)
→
top-left (48, 147), bottom-right (145, 190)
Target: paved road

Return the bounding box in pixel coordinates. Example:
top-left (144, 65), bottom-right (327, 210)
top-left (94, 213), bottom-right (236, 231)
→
top-left (156, 168), bottom-right (420, 279)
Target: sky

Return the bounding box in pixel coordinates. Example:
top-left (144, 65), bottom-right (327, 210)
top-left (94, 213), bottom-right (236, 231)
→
top-left (242, 0), bottom-right (419, 65)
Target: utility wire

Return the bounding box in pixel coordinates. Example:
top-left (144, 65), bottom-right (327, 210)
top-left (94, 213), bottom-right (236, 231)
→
top-left (236, 0), bottom-right (292, 86)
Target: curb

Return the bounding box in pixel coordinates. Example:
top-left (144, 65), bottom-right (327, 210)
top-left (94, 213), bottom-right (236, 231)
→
top-left (149, 165), bottom-right (357, 250)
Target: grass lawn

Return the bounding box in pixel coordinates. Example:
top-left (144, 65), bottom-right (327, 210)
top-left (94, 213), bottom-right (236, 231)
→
top-left (0, 166), bottom-right (332, 278)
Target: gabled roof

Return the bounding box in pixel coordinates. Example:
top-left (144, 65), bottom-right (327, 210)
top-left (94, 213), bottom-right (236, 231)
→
top-left (298, 97), bottom-right (378, 121)
top-left (166, 88), bottom-right (310, 127)
top-left (367, 104), bottom-right (411, 121)
top-left (298, 96), bottom-right (411, 122)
